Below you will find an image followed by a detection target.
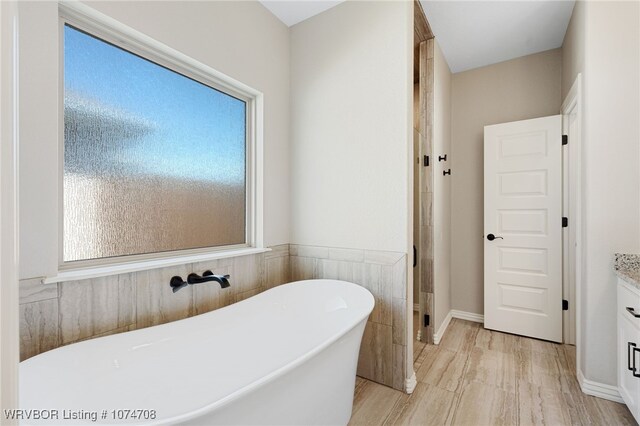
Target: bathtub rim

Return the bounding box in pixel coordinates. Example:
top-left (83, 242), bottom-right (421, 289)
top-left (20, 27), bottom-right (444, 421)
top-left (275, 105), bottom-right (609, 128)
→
top-left (162, 279), bottom-right (374, 425)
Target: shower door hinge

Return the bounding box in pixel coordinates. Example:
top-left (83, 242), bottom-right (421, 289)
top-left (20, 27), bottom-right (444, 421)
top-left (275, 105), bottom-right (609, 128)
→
top-left (423, 314), bottom-right (430, 327)
top-left (562, 135), bottom-right (568, 145)
top-left (562, 217), bottom-right (568, 228)
top-left (423, 155), bottom-right (429, 167)
top-left (563, 300), bottom-right (569, 310)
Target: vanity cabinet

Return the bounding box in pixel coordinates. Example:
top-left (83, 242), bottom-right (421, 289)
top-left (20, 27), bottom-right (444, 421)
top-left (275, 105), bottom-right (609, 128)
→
top-left (618, 278), bottom-right (640, 421)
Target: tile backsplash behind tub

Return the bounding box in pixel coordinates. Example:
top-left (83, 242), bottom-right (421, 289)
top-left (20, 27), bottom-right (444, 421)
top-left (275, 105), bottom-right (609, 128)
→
top-left (19, 245), bottom-right (290, 361)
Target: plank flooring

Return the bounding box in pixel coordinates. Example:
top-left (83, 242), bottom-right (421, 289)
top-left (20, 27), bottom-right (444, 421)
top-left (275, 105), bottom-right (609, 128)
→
top-left (349, 318), bottom-right (636, 426)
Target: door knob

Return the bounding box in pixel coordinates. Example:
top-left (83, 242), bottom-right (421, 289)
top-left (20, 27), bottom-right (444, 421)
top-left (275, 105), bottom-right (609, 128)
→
top-left (487, 233), bottom-right (503, 241)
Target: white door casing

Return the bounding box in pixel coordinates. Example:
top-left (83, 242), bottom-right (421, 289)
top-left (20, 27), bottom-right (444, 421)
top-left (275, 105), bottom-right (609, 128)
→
top-left (484, 115), bottom-right (563, 343)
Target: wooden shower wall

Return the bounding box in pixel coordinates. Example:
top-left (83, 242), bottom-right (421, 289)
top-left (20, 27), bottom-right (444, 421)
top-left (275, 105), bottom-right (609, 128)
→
top-left (417, 39), bottom-right (434, 344)
top-left (414, 0), bottom-right (434, 344)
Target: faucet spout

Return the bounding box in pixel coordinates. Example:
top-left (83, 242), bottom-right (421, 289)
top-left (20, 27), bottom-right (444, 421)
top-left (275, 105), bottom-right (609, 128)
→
top-left (187, 271), bottom-right (231, 288)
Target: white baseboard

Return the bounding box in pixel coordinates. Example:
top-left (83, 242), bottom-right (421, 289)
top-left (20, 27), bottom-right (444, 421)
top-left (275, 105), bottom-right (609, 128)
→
top-left (405, 372), bottom-right (417, 394)
top-left (434, 310), bottom-right (453, 345)
top-left (451, 309), bottom-right (484, 323)
top-left (577, 369), bottom-right (623, 403)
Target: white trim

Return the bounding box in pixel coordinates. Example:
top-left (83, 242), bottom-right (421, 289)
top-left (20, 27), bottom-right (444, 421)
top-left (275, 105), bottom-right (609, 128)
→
top-left (0, 0), bottom-right (20, 418)
top-left (55, 1), bottom-right (265, 271)
top-left (451, 309), bottom-right (484, 323)
top-left (577, 368), bottom-right (623, 403)
top-left (405, 372), bottom-right (417, 394)
top-left (42, 247), bottom-right (271, 284)
top-left (433, 310), bottom-right (453, 344)
top-left (561, 73), bottom-right (582, 374)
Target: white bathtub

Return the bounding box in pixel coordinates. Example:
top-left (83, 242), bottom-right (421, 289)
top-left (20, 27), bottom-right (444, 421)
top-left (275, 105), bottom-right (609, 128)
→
top-left (19, 279), bottom-right (374, 425)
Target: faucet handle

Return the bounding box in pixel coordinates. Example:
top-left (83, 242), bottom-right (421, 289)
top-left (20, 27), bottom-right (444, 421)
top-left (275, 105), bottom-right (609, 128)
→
top-left (170, 276), bottom-right (188, 293)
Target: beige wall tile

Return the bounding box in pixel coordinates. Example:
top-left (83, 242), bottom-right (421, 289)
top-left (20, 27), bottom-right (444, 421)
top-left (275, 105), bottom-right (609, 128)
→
top-left (20, 299), bottom-right (59, 361)
top-left (231, 253), bottom-right (264, 293)
top-left (363, 263), bottom-right (383, 324)
top-left (392, 257), bottom-right (407, 299)
top-left (136, 264), bottom-right (193, 329)
top-left (19, 278), bottom-right (58, 304)
top-left (73, 324), bottom-right (136, 343)
top-left (392, 297), bottom-right (406, 345)
top-left (265, 255), bottom-right (290, 289)
top-left (329, 247), bottom-right (364, 262)
top-left (59, 273), bottom-right (135, 344)
top-left (357, 321), bottom-right (393, 387)
top-left (264, 243), bottom-right (289, 259)
top-left (392, 344), bottom-right (406, 391)
top-left (316, 258), bottom-right (341, 280)
top-left (378, 265), bottom-right (393, 325)
top-left (317, 259), bottom-right (365, 284)
top-left (235, 288), bottom-right (261, 303)
top-left (364, 250), bottom-right (404, 265)
top-left (359, 263), bottom-right (393, 326)
top-left (290, 256), bottom-right (317, 281)
top-left (295, 245), bottom-right (329, 259)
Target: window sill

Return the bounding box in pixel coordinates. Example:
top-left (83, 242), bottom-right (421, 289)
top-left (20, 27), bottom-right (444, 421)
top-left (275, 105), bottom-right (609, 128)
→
top-left (42, 247), bottom-right (271, 285)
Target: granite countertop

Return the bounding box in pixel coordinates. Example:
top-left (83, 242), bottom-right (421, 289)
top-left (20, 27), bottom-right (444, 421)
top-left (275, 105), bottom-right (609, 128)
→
top-left (615, 253), bottom-right (640, 289)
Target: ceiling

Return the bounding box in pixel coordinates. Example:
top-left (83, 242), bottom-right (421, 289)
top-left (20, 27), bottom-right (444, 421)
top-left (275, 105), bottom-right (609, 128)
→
top-left (259, 1), bottom-right (345, 27)
top-left (420, 1), bottom-right (575, 73)
top-left (260, 0), bottom-right (575, 74)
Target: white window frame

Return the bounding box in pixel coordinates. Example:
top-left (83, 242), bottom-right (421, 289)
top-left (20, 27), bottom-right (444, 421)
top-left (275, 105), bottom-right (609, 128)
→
top-left (46, 2), bottom-right (265, 283)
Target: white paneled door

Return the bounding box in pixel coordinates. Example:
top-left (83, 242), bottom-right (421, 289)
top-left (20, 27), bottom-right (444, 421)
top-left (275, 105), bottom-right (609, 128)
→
top-left (484, 115), bottom-right (563, 343)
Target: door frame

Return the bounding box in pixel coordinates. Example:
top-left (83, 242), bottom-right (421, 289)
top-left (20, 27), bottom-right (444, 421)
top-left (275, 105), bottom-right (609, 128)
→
top-left (483, 115), bottom-right (563, 342)
top-left (561, 74), bottom-right (582, 363)
top-left (0, 0), bottom-right (20, 419)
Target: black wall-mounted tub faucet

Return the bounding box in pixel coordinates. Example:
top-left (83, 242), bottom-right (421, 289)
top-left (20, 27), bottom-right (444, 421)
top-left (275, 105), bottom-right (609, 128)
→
top-left (170, 271), bottom-right (231, 293)
top-left (188, 271), bottom-right (231, 288)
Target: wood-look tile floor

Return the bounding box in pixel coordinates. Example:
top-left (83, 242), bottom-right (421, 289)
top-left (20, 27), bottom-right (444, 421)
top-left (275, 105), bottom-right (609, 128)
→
top-left (349, 318), bottom-right (636, 426)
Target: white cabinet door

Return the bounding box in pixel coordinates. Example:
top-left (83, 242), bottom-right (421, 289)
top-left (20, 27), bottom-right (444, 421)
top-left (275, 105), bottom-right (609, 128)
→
top-left (618, 280), bottom-right (640, 421)
top-left (619, 309), bottom-right (640, 415)
top-left (484, 115), bottom-right (562, 342)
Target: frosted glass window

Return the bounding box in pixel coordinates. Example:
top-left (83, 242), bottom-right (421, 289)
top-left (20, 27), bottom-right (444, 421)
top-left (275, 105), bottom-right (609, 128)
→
top-left (63, 24), bottom-right (247, 262)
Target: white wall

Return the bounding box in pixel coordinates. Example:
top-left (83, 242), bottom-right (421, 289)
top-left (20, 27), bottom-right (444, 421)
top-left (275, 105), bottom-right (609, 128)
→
top-left (18, 1), bottom-right (291, 279)
top-left (433, 40), bottom-right (452, 331)
top-left (561, 0), bottom-right (584, 101)
top-left (1, 0), bottom-right (20, 414)
top-left (450, 49), bottom-right (562, 315)
top-left (562, 0), bottom-right (640, 386)
top-left (289, 0), bottom-right (413, 254)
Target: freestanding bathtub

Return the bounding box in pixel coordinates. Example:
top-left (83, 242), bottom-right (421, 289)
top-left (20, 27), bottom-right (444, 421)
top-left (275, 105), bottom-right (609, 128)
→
top-left (19, 279), bottom-right (374, 425)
